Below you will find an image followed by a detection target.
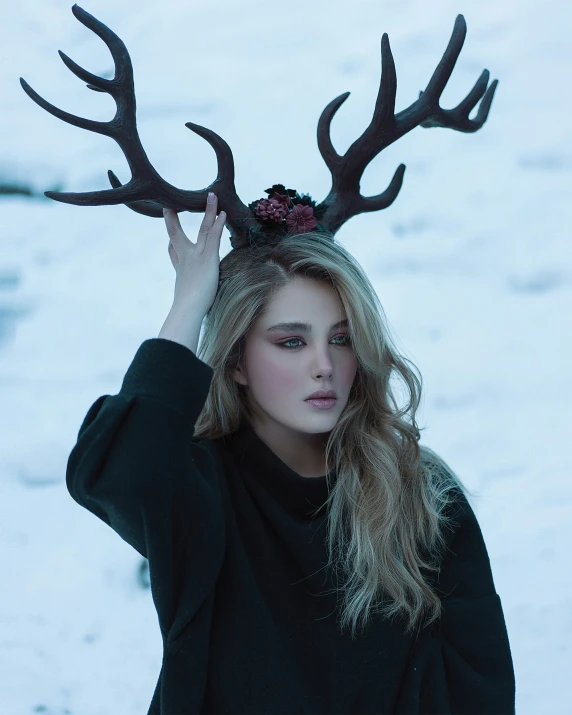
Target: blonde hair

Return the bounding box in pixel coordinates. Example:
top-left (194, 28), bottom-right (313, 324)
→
top-left (194, 230), bottom-right (476, 639)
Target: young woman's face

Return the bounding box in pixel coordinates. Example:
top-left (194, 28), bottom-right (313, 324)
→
top-left (233, 277), bottom-right (358, 439)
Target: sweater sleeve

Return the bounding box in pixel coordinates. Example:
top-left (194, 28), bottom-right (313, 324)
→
top-left (437, 490), bottom-right (515, 714)
top-left (395, 490), bottom-right (516, 714)
top-left (65, 338), bottom-right (226, 642)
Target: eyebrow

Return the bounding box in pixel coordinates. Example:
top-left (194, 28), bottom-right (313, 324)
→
top-left (266, 319), bottom-right (349, 333)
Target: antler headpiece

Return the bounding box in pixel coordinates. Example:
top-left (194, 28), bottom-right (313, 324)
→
top-left (20, 4), bottom-right (498, 250)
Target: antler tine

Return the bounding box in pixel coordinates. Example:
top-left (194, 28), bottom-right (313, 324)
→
top-left (315, 14), bottom-right (498, 236)
top-left (419, 69), bottom-right (499, 131)
top-left (19, 4), bottom-right (260, 248)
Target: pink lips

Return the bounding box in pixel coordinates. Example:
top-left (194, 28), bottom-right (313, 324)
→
top-left (305, 397), bottom-right (337, 409)
top-left (305, 389), bottom-right (337, 400)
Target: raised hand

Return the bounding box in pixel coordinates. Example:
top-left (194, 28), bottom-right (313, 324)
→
top-left (163, 192), bottom-right (226, 315)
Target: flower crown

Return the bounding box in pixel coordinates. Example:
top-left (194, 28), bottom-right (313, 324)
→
top-left (248, 184), bottom-right (326, 239)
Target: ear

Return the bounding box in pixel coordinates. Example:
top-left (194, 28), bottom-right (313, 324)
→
top-left (233, 363), bottom-right (248, 387)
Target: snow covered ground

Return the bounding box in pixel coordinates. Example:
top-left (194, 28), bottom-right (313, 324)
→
top-left (0, 0), bottom-right (570, 712)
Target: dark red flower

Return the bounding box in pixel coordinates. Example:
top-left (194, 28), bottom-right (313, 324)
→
top-left (285, 204), bottom-right (318, 233)
top-left (255, 195), bottom-right (290, 223)
top-left (270, 192), bottom-right (291, 210)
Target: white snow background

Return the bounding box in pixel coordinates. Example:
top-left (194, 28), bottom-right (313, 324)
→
top-left (0, 0), bottom-right (570, 713)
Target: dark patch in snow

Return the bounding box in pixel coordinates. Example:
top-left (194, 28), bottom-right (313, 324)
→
top-left (508, 269), bottom-right (568, 294)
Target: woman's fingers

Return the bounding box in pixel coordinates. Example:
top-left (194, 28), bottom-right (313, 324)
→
top-left (163, 208), bottom-right (185, 245)
top-left (163, 196), bottom-right (226, 256)
top-left (167, 240), bottom-right (179, 269)
top-left (213, 208), bottom-right (227, 232)
top-left (197, 193), bottom-right (219, 244)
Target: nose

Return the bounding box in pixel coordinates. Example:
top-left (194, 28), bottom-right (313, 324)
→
top-left (313, 350), bottom-right (334, 377)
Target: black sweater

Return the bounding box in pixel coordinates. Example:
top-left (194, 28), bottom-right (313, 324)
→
top-left (66, 338), bottom-right (515, 714)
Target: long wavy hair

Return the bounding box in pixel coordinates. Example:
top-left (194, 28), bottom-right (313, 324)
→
top-left (193, 229), bottom-right (476, 639)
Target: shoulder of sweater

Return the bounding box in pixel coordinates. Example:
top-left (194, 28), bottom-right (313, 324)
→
top-left (417, 444), bottom-right (479, 546)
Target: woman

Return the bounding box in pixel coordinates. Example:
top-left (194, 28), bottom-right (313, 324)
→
top-left (66, 194), bottom-right (515, 714)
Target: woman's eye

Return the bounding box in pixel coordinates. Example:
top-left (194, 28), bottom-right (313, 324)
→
top-left (278, 335), bottom-right (352, 349)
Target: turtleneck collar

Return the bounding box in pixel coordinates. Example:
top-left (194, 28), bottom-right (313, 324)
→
top-left (227, 418), bottom-right (337, 520)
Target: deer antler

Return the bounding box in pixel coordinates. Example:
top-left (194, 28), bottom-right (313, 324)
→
top-left (314, 14), bottom-right (498, 235)
top-left (19, 4), bottom-right (260, 248)
top-left (20, 8), bottom-right (497, 247)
